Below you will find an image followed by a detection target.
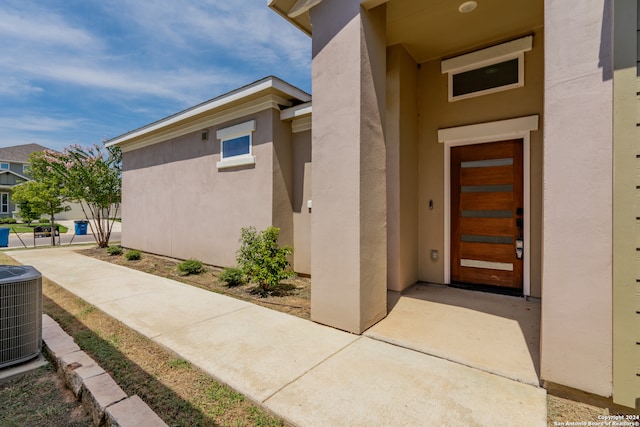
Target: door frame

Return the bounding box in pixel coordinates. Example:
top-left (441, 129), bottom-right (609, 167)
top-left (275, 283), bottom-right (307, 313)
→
top-left (438, 115), bottom-right (539, 296)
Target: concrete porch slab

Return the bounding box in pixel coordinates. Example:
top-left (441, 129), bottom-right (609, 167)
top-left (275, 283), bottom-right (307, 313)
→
top-left (364, 283), bottom-right (541, 386)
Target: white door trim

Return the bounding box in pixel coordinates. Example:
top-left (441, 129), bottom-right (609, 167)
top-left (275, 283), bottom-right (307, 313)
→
top-left (438, 115), bottom-right (539, 296)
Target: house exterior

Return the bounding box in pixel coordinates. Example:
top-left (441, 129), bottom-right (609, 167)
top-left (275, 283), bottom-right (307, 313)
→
top-left (107, 78), bottom-right (313, 273)
top-left (0, 143), bottom-right (48, 218)
top-left (108, 0), bottom-right (639, 409)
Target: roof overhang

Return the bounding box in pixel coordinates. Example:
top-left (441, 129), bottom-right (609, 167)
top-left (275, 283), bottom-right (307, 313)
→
top-left (281, 101), bottom-right (312, 133)
top-left (267, 0), bottom-right (319, 36)
top-left (268, 0), bottom-right (389, 36)
top-left (105, 76), bottom-right (311, 151)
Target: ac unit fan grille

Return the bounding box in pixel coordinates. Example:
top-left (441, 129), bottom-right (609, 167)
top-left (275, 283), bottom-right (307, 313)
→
top-left (0, 275), bottom-right (43, 369)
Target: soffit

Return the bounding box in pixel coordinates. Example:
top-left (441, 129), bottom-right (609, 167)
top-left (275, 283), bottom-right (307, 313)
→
top-left (268, 0), bottom-right (313, 36)
top-left (386, 0), bottom-right (543, 63)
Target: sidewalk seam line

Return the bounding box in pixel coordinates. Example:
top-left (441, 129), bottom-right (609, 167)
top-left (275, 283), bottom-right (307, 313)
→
top-left (148, 305), bottom-right (255, 339)
top-left (261, 336), bottom-right (363, 404)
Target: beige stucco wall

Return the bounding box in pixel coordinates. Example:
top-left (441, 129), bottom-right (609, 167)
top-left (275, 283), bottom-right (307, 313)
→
top-left (122, 109), bottom-right (289, 268)
top-left (310, 0), bottom-right (388, 333)
top-left (417, 30), bottom-right (544, 298)
top-left (541, 0), bottom-right (613, 397)
top-left (270, 113), bottom-right (295, 255)
top-left (292, 130), bottom-right (312, 275)
top-left (386, 44), bottom-right (419, 291)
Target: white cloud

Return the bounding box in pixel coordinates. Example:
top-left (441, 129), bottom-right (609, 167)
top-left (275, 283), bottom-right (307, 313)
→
top-left (0, 116), bottom-right (83, 133)
top-left (0, 8), bottom-right (100, 50)
top-left (0, 0), bottom-right (311, 150)
top-left (0, 77), bottom-right (43, 97)
top-left (102, 0), bottom-right (311, 73)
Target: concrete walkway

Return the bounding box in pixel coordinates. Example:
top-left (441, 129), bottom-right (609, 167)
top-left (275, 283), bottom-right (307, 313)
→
top-left (5, 247), bottom-right (547, 426)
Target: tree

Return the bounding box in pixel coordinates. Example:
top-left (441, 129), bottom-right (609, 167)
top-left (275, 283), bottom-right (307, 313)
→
top-left (39, 144), bottom-right (121, 248)
top-left (12, 180), bottom-right (69, 246)
top-left (14, 198), bottom-right (39, 225)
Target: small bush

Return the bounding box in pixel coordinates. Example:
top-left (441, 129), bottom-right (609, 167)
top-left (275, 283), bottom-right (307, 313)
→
top-left (4, 218), bottom-right (16, 224)
top-left (106, 246), bottom-right (123, 256)
top-left (236, 226), bottom-right (294, 293)
top-left (38, 218), bottom-right (50, 224)
top-left (177, 258), bottom-right (205, 276)
top-left (124, 249), bottom-right (141, 261)
top-left (219, 267), bottom-right (246, 287)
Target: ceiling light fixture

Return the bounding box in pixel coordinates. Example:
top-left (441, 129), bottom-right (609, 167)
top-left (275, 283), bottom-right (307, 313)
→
top-left (458, 1), bottom-right (478, 13)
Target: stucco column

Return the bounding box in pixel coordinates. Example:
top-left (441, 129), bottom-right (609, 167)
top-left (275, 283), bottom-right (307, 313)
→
top-left (309, 0), bottom-right (387, 333)
top-left (541, 0), bottom-right (613, 397)
top-left (386, 44), bottom-right (418, 292)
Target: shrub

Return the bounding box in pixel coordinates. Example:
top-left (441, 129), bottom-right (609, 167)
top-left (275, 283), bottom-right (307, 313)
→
top-left (236, 226), bottom-right (294, 293)
top-left (124, 249), bottom-right (141, 261)
top-left (106, 246), bottom-right (123, 256)
top-left (38, 218), bottom-right (50, 224)
top-left (219, 267), bottom-right (246, 287)
top-left (4, 218), bottom-right (16, 224)
top-left (177, 258), bottom-right (205, 276)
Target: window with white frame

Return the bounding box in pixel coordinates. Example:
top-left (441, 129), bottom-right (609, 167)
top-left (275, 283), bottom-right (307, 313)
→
top-left (0, 163), bottom-right (9, 170)
top-left (0, 193), bottom-right (8, 213)
top-left (22, 164), bottom-right (30, 174)
top-left (216, 120), bottom-right (256, 169)
top-left (441, 36), bottom-right (532, 102)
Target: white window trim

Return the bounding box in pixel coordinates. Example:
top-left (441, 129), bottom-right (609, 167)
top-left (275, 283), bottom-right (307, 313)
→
top-left (438, 115), bottom-right (539, 296)
top-left (0, 163), bottom-right (9, 170)
top-left (441, 36), bottom-right (532, 102)
top-left (0, 192), bottom-right (9, 213)
top-left (216, 120), bottom-right (256, 169)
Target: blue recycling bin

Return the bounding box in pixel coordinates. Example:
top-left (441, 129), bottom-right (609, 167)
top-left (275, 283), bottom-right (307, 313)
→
top-left (0, 227), bottom-right (9, 247)
top-left (74, 220), bottom-right (88, 235)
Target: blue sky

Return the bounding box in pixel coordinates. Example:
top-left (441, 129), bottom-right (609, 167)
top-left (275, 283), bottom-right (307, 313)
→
top-left (0, 0), bottom-right (311, 152)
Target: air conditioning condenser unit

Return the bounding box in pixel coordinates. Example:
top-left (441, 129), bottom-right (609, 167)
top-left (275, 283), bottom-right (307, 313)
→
top-left (0, 265), bottom-right (42, 369)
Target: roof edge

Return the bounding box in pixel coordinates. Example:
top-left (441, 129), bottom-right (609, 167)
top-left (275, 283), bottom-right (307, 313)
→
top-left (106, 76), bottom-right (310, 148)
top-left (267, 0), bottom-right (313, 36)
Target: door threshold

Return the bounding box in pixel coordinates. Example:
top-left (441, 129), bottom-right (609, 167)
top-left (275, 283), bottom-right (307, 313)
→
top-left (449, 282), bottom-right (524, 297)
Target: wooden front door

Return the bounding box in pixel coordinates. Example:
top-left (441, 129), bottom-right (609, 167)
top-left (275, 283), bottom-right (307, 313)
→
top-left (451, 139), bottom-right (524, 290)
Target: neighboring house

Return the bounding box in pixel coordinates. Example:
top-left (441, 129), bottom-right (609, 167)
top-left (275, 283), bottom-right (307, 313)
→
top-left (107, 0), bottom-right (639, 410)
top-left (0, 143), bottom-right (97, 221)
top-left (0, 143), bottom-right (49, 218)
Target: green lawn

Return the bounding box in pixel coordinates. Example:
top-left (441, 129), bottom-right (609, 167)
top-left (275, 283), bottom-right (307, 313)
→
top-left (0, 223), bottom-right (69, 234)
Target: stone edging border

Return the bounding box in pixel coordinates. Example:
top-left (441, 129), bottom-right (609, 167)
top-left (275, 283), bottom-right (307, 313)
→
top-left (42, 314), bottom-right (168, 427)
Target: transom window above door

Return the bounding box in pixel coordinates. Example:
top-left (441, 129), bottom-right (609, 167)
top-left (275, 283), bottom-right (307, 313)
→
top-left (441, 36), bottom-right (532, 102)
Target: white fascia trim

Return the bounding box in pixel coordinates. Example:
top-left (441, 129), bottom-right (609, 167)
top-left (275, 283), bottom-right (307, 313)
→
top-left (216, 154), bottom-right (256, 169)
top-left (441, 36), bottom-right (533, 74)
top-left (107, 77), bottom-right (310, 148)
top-left (281, 102), bottom-right (312, 132)
top-left (118, 95), bottom-right (287, 153)
top-left (280, 102), bottom-right (312, 120)
top-left (288, 0), bottom-right (322, 18)
top-left (292, 116), bottom-right (312, 133)
top-left (438, 115), bottom-right (538, 144)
